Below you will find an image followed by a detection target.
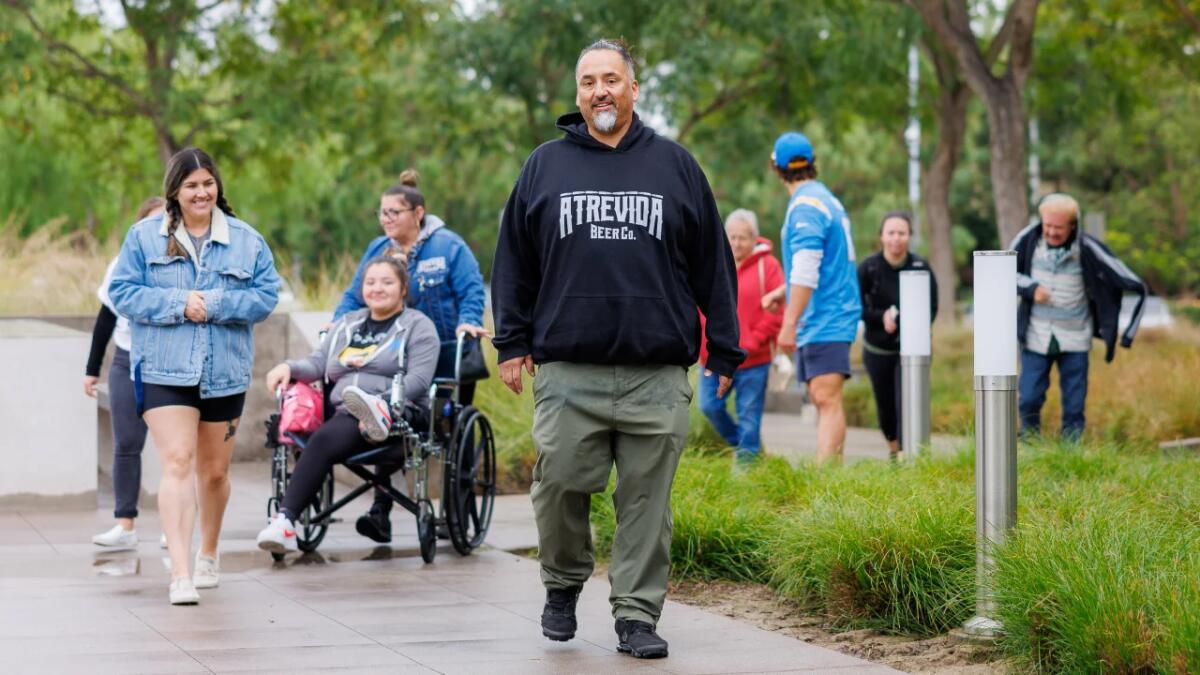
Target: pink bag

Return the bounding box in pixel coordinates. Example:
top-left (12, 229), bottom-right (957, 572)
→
top-left (278, 382), bottom-right (324, 445)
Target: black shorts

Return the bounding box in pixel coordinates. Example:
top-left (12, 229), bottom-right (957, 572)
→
top-left (139, 383), bottom-right (246, 422)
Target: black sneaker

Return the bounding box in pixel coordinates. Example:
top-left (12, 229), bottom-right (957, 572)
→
top-left (355, 508), bottom-right (392, 543)
top-left (541, 586), bottom-right (582, 641)
top-left (615, 618), bottom-right (669, 659)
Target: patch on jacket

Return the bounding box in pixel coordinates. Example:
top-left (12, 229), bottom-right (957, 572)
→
top-left (417, 257), bottom-right (447, 273)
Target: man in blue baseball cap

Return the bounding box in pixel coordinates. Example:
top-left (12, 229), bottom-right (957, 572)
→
top-left (764, 131), bottom-right (861, 464)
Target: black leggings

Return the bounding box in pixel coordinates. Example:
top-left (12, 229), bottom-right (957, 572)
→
top-left (282, 406), bottom-right (427, 520)
top-left (862, 349), bottom-right (901, 444)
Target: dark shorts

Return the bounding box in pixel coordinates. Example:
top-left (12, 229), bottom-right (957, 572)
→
top-left (139, 383), bottom-right (246, 422)
top-left (796, 342), bottom-right (853, 383)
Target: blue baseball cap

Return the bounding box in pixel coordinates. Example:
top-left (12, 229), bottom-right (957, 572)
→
top-left (773, 132), bottom-right (814, 170)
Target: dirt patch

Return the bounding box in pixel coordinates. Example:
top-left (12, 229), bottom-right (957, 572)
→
top-left (668, 579), bottom-right (1012, 674)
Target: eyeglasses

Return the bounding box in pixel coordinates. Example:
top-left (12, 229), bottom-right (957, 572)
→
top-left (376, 207), bottom-right (416, 220)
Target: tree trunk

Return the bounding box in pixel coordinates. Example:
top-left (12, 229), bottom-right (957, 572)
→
top-left (1165, 150), bottom-right (1189, 241)
top-left (155, 124), bottom-right (179, 169)
top-left (910, 0), bottom-right (1040, 248)
top-left (982, 81), bottom-right (1029, 246)
top-left (923, 81), bottom-right (970, 327)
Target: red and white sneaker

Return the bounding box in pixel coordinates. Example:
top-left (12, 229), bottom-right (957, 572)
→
top-left (342, 385), bottom-right (393, 443)
top-left (256, 513), bottom-right (298, 555)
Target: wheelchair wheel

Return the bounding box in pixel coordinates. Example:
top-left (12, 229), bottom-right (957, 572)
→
top-left (296, 470), bottom-right (334, 553)
top-left (443, 406), bottom-right (496, 555)
top-left (417, 499), bottom-right (436, 564)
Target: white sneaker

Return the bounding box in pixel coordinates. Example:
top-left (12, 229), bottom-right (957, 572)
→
top-left (193, 553), bottom-right (219, 589)
top-left (169, 578), bottom-right (200, 605)
top-left (92, 525), bottom-right (138, 550)
top-left (256, 513), bottom-right (298, 555)
top-left (342, 385), bottom-right (393, 443)
top-left (160, 533), bottom-right (168, 549)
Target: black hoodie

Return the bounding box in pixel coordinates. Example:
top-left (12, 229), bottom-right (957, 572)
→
top-left (491, 112), bottom-right (745, 377)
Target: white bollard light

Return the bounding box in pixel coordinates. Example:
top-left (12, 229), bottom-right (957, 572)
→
top-left (963, 250), bottom-right (1019, 640)
top-left (899, 270), bottom-right (932, 458)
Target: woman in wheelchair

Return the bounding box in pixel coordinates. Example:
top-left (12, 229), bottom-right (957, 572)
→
top-left (256, 257), bottom-right (439, 554)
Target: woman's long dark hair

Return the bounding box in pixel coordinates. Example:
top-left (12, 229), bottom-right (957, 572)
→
top-left (162, 147), bottom-right (234, 259)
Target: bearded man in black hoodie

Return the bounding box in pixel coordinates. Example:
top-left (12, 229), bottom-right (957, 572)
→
top-left (491, 39), bottom-right (745, 659)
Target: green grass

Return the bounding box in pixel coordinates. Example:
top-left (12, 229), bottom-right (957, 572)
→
top-left (585, 441), bottom-right (1200, 673)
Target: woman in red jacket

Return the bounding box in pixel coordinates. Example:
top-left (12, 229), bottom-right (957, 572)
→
top-left (699, 209), bottom-right (784, 464)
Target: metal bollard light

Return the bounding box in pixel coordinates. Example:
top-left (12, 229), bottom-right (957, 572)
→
top-left (900, 270), bottom-right (932, 458)
top-left (963, 251), bottom-right (1019, 639)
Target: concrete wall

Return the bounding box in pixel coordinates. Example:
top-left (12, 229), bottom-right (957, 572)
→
top-left (2, 312), bottom-right (443, 506)
top-left (0, 320), bottom-right (97, 508)
top-left (34, 312), bottom-right (315, 463)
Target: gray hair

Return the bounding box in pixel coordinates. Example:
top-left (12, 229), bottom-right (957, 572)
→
top-left (1038, 193), bottom-right (1080, 225)
top-left (576, 39), bottom-right (636, 81)
top-left (724, 208), bottom-right (759, 237)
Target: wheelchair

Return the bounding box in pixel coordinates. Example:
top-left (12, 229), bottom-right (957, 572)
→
top-left (263, 333), bottom-right (496, 563)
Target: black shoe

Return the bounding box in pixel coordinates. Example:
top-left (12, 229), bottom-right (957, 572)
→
top-left (355, 508), bottom-right (392, 543)
top-left (541, 586), bottom-right (582, 641)
top-left (615, 618), bottom-right (669, 659)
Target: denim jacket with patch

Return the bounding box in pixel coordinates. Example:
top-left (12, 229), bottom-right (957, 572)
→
top-left (110, 210), bottom-right (280, 397)
top-left (332, 215), bottom-right (486, 341)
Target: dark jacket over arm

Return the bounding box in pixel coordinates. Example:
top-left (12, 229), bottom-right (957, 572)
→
top-left (85, 304), bottom-right (118, 377)
top-left (1011, 220), bottom-right (1148, 363)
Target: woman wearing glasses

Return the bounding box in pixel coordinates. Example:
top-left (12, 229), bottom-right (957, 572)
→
top-left (333, 169), bottom-right (487, 543)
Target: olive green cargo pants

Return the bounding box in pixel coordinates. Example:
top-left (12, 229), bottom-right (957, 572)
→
top-left (531, 362), bottom-right (691, 626)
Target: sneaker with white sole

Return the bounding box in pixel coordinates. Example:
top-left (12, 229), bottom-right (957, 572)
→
top-left (169, 578), bottom-right (200, 605)
top-left (342, 385), bottom-right (393, 443)
top-left (160, 533), bottom-right (168, 549)
top-left (193, 554), bottom-right (219, 589)
top-left (92, 525), bottom-right (138, 550)
top-left (256, 513), bottom-right (298, 555)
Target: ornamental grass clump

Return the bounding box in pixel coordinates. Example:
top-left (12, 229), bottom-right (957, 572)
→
top-left (592, 454), bottom-right (779, 582)
top-left (994, 510), bottom-right (1200, 674)
top-left (767, 459), bottom-right (975, 635)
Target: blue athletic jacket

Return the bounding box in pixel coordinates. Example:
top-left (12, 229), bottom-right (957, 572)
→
top-left (333, 215), bottom-right (486, 341)
top-left (780, 181), bottom-right (862, 347)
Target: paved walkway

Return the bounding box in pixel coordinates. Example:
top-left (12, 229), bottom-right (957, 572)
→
top-left (0, 463), bottom-right (899, 674)
top-left (761, 406), bottom-right (963, 464)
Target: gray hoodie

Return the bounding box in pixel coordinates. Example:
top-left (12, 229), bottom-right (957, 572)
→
top-left (286, 307), bottom-right (440, 411)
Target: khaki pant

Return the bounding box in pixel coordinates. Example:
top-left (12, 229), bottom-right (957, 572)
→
top-left (531, 362), bottom-right (691, 626)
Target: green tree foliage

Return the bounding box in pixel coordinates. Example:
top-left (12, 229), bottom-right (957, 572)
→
top-left (1, 0), bottom-right (1195, 295)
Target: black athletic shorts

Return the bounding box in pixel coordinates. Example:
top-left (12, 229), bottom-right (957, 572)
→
top-left (139, 383), bottom-right (246, 422)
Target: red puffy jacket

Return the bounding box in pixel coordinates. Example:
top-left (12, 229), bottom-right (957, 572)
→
top-left (700, 237), bottom-right (785, 370)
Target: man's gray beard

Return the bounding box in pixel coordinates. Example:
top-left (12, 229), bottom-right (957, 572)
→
top-left (592, 109), bottom-right (618, 133)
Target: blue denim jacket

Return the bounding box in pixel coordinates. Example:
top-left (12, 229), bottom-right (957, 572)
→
top-left (110, 210), bottom-right (280, 398)
top-left (333, 215), bottom-right (486, 341)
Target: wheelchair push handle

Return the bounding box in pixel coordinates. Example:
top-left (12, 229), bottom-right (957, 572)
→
top-left (453, 331), bottom-right (480, 383)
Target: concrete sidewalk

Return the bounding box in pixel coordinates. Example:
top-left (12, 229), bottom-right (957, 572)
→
top-left (0, 462), bottom-right (899, 674)
top-left (762, 406), bottom-right (964, 464)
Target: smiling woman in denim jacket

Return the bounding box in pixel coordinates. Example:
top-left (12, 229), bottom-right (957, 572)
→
top-left (110, 148), bottom-right (280, 606)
